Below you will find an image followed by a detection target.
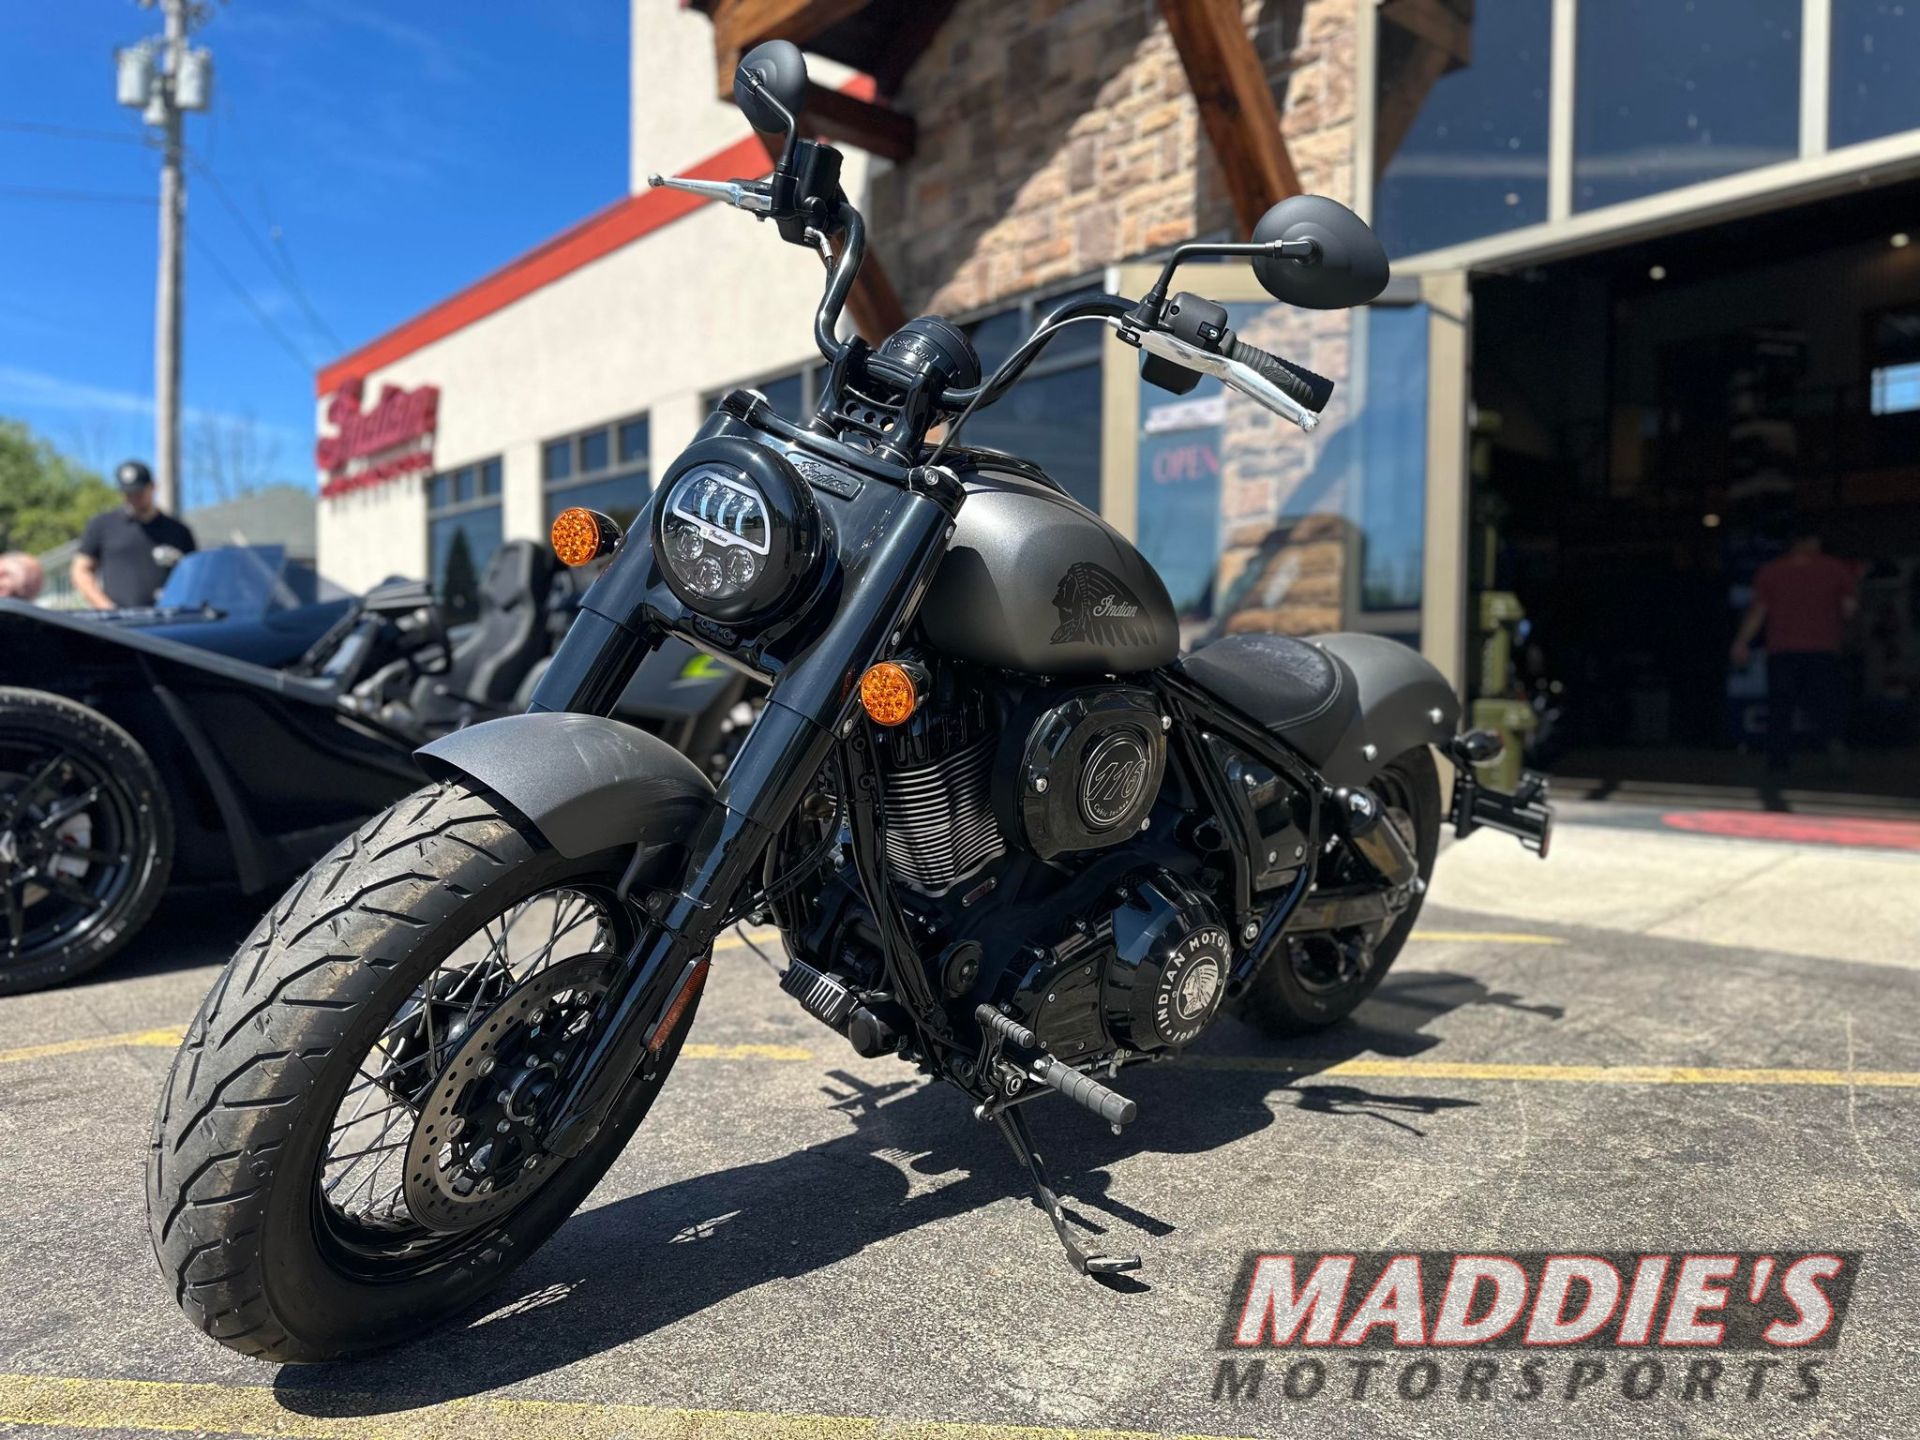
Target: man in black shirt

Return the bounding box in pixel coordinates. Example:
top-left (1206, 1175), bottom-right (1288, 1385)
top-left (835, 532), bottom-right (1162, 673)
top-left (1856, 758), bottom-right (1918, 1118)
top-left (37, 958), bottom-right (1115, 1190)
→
top-left (73, 460), bottom-right (197, 609)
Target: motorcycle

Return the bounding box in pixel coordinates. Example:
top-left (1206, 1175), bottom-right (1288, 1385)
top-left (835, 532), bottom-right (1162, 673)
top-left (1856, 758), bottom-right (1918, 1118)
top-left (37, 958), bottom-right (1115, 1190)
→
top-left (148, 40), bottom-right (1551, 1361)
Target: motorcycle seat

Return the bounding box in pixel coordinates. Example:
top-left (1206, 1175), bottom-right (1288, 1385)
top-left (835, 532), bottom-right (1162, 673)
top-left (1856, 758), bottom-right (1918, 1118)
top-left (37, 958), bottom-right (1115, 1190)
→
top-left (1178, 632), bottom-right (1359, 767)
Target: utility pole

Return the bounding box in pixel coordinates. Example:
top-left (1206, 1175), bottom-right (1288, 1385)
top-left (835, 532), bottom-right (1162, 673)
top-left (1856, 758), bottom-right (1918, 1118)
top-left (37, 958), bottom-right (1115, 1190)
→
top-left (117, 0), bottom-right (213, 517)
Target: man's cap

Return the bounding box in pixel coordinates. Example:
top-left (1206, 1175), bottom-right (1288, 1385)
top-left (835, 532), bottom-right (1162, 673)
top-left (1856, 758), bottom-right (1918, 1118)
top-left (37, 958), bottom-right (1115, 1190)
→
top-left (115, 460), bottom-right (154, 490)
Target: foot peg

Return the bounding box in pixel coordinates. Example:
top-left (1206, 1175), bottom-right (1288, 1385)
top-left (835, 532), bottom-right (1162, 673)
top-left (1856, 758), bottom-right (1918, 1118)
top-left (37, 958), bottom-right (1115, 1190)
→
top-left (994, 1107), bottom-right (1141, 1277)
top-left (975, 1004), bottom-right (1137, 1129)
top-left (780, 956), bottom-right (857, 1029)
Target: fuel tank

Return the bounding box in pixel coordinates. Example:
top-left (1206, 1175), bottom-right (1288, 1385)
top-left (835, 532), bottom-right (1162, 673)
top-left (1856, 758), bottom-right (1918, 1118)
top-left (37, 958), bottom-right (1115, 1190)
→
top-left (920, 463), bottom-right (1178, 676)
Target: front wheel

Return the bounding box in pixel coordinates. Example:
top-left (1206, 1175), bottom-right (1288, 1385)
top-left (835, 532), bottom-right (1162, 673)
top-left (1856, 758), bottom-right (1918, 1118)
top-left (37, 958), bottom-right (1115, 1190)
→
top-left (1236, 746), bottom-right (1441, 1036)
top-left (147, 780), bottom-right (699, 1362)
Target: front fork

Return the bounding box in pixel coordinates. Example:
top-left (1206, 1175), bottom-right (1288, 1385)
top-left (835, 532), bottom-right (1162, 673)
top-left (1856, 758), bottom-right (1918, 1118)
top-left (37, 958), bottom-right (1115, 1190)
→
top-left (536, 469), bottom-right (962, 1158)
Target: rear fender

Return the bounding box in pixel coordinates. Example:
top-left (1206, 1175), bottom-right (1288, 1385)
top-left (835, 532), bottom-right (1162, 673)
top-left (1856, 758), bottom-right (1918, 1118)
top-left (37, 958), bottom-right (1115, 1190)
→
top-left (416, 712), bottom-right (714, 860)
top-left (1310, 632), bottom-right (1459, 788)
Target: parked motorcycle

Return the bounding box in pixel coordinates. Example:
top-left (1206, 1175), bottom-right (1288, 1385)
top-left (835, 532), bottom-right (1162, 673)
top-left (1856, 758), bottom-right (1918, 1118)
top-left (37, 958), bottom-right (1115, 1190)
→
top-left (149, 41), bottom-right (1551, 1361)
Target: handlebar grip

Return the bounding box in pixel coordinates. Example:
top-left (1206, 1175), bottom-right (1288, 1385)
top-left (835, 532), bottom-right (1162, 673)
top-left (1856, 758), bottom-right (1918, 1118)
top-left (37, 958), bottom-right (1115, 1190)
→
top-left (1229, 339), bottom-right (1335, 414)
top-left (1032, 1055), bottom-right (1137, 1128)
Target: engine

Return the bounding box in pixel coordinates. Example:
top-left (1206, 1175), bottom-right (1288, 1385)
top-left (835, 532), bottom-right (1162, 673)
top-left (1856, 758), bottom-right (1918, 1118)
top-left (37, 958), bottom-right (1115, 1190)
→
top-left (785, 667), bottom-right (1230, 1065)
top-left (1001, 873), bottom-right (1233, 1059)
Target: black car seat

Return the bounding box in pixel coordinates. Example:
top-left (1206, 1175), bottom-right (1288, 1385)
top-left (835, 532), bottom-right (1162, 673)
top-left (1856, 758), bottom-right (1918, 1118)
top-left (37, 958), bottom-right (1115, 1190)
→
top-left (407, 540), bottom-right (555, 733)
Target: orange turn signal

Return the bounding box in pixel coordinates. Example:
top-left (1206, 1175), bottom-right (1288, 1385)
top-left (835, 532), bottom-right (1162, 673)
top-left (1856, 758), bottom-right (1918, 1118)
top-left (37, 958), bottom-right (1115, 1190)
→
top-left (860, 661), bottom-right (920, 727)
top-left (550, 507), bottom-right (623, 568)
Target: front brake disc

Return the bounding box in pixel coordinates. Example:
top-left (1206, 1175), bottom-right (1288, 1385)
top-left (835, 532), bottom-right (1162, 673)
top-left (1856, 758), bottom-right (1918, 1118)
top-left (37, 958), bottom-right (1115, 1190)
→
top-left (402, 953), bottom-right (612, 1234)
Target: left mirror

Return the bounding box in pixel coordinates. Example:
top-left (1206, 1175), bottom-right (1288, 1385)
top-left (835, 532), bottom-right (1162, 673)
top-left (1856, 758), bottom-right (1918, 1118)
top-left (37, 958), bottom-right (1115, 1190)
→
top-left (734, 39), bottom-right (808, 135)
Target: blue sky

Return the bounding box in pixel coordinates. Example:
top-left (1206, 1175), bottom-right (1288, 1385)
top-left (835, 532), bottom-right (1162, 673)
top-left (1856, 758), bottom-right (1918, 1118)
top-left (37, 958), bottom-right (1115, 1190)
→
top-left (1, 2), bottom-right (630, 509)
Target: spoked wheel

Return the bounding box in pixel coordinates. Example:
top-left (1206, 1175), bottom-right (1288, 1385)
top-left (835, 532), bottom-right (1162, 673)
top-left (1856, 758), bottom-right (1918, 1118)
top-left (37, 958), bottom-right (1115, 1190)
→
top-left (315, 886), bottom-right (622, 1275)
top-left (1237, 747), bottom-right (1440, 1036)
top-left (148, 781), bottom-right (703, 1362)
top-left (0, 688), bottom-right (171, 994)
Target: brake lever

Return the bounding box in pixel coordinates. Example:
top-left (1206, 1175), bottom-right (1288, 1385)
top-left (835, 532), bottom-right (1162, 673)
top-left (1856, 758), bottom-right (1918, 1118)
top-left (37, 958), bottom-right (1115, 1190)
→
top-left (1104, 318), bottom-right (1321, 433)
top-left (645, 173), bottom-right (774, 215)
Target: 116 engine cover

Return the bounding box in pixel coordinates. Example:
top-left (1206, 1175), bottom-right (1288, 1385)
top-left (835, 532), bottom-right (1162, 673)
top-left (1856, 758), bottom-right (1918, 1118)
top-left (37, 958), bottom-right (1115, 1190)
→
top-left (995, 686), bottom-right (1167, 859)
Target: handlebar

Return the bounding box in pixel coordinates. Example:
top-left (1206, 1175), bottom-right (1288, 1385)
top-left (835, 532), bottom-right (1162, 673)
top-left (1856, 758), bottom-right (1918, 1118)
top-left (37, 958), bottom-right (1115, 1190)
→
top-left (647, 167), bottom-right (1332, 440)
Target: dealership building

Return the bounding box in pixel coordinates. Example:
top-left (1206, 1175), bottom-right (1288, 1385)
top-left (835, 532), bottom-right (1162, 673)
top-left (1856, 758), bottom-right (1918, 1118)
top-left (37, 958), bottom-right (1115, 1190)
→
top-left (316, 0), bottom-right (1920, 804)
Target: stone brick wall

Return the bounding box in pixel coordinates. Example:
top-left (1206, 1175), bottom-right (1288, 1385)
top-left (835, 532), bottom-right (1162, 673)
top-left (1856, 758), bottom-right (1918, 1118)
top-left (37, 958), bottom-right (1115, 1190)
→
top-left (868, 0), bottom-right (1360, 317)
top-left (868, 0), bottom-right (1365, 637)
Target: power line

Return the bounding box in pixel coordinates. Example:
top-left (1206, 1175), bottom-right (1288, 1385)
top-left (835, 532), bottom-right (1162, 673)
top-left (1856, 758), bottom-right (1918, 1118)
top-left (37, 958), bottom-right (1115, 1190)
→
top-left (0, 118), bottom-right (155, 147)
top-left (0, 184), bottom-right (156, 205)
top-left (184, 147), bottom-right (343, 351)
top-left (188, 231), bottom-right (316, 374)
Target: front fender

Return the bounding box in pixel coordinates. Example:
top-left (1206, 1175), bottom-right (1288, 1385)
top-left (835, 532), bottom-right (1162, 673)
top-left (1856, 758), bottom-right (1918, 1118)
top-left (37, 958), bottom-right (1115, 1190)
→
top-left (417, 712), bottom-right (714, 859)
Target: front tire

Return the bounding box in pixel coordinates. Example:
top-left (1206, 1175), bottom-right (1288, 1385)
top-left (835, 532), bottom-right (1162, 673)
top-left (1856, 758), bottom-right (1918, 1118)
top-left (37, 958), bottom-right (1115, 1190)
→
top-left (1237, 746), bottom-right (1440, 1036)
top-left (147, 779), bottom-right (698, 1362)
top-left (0, 687), bottom-right (172, 993)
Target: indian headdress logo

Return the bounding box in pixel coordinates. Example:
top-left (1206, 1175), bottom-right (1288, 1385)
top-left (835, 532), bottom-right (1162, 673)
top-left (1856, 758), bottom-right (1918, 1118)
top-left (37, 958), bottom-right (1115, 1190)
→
top-left (1050, 562), bottom-right (1157, 647)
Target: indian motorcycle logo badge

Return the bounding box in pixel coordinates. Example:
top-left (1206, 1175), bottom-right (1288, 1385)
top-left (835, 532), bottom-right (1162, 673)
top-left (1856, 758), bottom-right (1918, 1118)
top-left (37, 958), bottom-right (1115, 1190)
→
top-left (1050, 562), bottom-right (1157, 647)
top-left (1210, 1251), bottom-right (1859, 1410)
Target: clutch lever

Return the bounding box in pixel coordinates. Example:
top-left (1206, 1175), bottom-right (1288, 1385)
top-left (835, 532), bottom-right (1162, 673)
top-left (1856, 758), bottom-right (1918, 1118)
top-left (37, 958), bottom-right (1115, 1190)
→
top-left (1103, 317), bottom-right (1322, 433)
top-left (645, 172), bottom-right (774, 215)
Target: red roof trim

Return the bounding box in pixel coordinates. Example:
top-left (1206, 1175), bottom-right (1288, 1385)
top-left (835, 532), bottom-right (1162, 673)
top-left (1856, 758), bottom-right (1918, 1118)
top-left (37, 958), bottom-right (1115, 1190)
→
top-left (315, 134), bottom-right (767, 396)
top-left (315, 76), bottom-right (880, 397)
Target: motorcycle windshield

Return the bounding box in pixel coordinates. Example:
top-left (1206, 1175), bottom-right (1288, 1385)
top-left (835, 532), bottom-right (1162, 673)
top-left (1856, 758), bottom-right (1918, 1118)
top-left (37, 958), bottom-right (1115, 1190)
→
top-left (156, 545), bottom-right (348, 617)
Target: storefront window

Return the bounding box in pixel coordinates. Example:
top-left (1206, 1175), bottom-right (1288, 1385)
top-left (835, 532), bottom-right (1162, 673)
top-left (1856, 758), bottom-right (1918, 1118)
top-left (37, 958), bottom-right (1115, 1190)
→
top-left (961, 283), bottom-right (1104, 512)
top-left (1136, 303), bottom-right (1430, 641)
top-left (544, 414), bottom-right (650, 530)
top-left (705, 365), bottom-right (827, 421)
top-left (426, 457), bottom-right (503, 627)
top-left (1574, 0), bottom-right (1800, 212)
top-left (1357, 306), bottom-right (1429, 611)
top-left (1374, 0), bottom-right (1552, 258)
top-left (1831, 1), bottom-right (1920, 148)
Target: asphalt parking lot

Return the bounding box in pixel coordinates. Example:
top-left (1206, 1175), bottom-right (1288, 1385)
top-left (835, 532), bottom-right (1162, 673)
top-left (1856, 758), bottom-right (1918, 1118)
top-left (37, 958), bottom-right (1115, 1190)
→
top-left (1, 809), bottom-right (1916, 1440)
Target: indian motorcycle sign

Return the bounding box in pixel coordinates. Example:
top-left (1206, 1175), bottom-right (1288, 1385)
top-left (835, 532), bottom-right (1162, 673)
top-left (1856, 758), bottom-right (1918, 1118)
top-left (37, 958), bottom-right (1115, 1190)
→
top-left (316, 377), bottom-right (440, 499)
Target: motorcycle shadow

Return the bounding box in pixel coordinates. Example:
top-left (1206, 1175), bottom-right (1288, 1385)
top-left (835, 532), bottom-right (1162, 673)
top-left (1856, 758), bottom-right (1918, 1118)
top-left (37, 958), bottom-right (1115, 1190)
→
top-left (271, 967), bottom-right (1550, 1409)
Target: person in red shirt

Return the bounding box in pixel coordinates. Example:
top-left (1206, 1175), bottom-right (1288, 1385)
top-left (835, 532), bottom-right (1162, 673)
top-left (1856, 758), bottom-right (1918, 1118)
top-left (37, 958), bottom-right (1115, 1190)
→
top-left (1730, 528), bottom-right (1859, 774)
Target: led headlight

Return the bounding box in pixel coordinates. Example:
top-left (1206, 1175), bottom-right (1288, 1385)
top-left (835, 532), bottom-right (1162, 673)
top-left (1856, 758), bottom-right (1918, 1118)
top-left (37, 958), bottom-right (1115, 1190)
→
top-left (653, 437), bottom-right (821, 624)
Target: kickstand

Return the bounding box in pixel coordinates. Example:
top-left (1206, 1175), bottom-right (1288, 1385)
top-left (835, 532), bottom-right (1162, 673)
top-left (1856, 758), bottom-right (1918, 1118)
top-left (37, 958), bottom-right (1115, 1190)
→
top-left (993, 1106), bottom-right (1141, 1277)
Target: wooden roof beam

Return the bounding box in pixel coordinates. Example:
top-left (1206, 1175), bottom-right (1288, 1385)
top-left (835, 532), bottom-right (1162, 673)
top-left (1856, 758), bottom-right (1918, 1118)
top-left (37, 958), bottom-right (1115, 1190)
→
top-left (1156, 0), bottom-right (1303, 237)
top-left (710, 0), bottom-right (873, 97)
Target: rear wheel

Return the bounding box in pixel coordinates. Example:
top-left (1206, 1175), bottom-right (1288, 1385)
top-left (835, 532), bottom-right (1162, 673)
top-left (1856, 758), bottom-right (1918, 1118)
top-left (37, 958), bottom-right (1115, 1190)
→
top-left (147, 779), bottom-right (700, 1362)
top-left (0, 687), bottom-right (172, 993)
top-left (1237, 746), bottom-right (1440, 1036)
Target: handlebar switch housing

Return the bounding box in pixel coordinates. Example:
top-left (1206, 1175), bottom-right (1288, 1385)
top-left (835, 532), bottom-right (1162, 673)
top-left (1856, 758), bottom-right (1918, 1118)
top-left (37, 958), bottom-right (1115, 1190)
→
top-left (1141, 290), bottom-right (1234, 396)
top-left (770, 139), bottom-right (845, 245)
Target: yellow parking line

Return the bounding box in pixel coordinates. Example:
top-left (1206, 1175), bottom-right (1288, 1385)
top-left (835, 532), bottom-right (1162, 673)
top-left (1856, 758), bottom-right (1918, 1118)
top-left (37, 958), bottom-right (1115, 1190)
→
top-left (0, 1373), bottom-right (1237, 1440)
top-left (0, 1028), bottom-right (183, 1065)
top-left (1179, 1055), bottom-right (1920, 1088)
top-left (682, 1041), bottom-right (815, 1062)
top-left (1410, 930), bottom-right (1565, 945)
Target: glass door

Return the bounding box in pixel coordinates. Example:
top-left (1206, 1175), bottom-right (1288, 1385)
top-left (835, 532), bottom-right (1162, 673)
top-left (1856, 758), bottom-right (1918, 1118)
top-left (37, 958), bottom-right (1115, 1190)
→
top-left (1100, 265), bottom-right (1472, 687)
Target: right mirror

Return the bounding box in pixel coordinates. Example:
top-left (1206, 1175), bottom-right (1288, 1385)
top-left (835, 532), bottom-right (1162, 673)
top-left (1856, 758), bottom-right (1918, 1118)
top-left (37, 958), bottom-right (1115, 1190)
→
top-left (1251, 195), bottom-right (1390, 310)
top-left (733, 39), bottom-right (809, 136)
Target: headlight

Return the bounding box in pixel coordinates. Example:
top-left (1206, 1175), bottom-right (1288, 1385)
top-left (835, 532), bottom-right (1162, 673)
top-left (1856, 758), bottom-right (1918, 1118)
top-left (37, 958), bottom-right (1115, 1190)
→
top-left (653, 438), bottom-right (820, 624)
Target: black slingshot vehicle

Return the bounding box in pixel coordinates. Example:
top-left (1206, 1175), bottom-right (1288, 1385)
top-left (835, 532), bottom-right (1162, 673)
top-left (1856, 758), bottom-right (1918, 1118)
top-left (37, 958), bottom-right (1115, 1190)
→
top-left (0, 542), bottom-right (749, 993)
